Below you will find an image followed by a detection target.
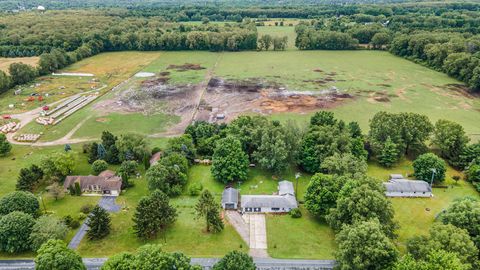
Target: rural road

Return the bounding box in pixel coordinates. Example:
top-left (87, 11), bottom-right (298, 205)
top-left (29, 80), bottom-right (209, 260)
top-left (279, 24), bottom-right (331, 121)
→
top-left (0, 258), bottom-right (336, 270)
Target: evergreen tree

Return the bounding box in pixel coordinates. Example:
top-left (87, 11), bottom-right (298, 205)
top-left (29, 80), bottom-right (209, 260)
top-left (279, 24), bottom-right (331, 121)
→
top-left (0, 134), bottom-right (11, 156)
top-left (378, 136), bottom-right (399, 167)
top-left (86, 206), bottom-right (111, 240)
top-left (88, 142), bottom-right (99, 164)
top-left (97, 143), bottom-right (106, 160)
top-left (16, 165), bottom-right (43, 191)
top-left (105, 145), bottom-right (120, 164)
top-left (133, 190), bottom-right (177, 240)
top-left (195, 190), bottom-right (224, 233)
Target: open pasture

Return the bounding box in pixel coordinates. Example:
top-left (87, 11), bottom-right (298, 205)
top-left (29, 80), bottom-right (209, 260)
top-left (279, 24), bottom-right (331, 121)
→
top-left (0, 57), bottom-right (39, 74)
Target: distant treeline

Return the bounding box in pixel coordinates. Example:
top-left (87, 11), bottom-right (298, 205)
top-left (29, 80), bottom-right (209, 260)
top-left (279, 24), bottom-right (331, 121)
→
top-left (0, 11), bottom-right (257, 57)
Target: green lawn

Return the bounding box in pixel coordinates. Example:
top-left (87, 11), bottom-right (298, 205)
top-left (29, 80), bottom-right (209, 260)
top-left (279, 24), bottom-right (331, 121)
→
top-left (77, 169), bottom-right (247, 258)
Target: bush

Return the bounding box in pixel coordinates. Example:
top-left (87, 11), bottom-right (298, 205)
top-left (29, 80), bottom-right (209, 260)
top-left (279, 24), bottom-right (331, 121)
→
top-left (29, 216), bottom-right (68, 251)
top-left (290, 208), bottom-right (302, 218)
top-left (69, 220), bottom-right (80, 229)
top-left (80, 204), bottom-right (94, 214)
top-left (77, 213), bottom-right (87, 220)
top-left (92, 160), bottom-right (108, 175)
top-left (188, 183), bottom-right (203, 196)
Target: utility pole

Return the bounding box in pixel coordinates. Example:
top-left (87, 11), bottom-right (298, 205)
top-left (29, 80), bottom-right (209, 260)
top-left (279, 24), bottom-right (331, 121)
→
top-left (430, 168), bottom-right (436, 188)
top-left (295, 173), bottom-right (301, 200)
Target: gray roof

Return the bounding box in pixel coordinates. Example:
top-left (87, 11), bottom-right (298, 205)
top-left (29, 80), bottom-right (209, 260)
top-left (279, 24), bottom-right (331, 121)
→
top-left (390, 174), bottom-right (404, 180)
top-left (241, 194), bottom-right (297, 209)
top-left (222, 188), bottom-right (239, 204)
top-left (278, 180), bottom-right (295, 196)
top-left (384, 179), bottom-right (432, 193)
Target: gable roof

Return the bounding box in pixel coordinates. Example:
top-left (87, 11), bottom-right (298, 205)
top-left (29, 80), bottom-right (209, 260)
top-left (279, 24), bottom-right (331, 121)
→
top-left (278, 180), bottom-right (295, 196)
top-left (241, 194), bottom-right (298, 209)
top-left (222, 187), bottom-right (239, 204)
top-left (63, 175), bottom-right (122, 191)
top-left (384, 179), bottom-right (431, 193)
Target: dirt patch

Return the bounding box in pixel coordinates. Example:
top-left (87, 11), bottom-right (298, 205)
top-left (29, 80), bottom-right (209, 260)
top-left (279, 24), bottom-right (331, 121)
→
top-left (198, 78), bottom-right (353, 122)
top-left (142, 76), bottom-right (170, 86)
top-left (377, 83), bottom-right (392, 88)
top-left (95, 118), bottom-right (109, 123)
top-left (159, 71), bottom-right (171, 76)
top-left (167, 63), bottom-right (205, 72)
top-left (313, 68), bottom-right (323, 73)
top-left (367, 91), bottom-right (392, 103)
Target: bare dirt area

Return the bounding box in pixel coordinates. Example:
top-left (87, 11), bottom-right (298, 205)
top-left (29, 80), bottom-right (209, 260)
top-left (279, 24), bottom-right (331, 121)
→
top-left (167, 63), bottom-right (206, 72)
top-left (93, 74), bottom-right (353, 135)
top-left (196, 77), bottom-right (353, 122)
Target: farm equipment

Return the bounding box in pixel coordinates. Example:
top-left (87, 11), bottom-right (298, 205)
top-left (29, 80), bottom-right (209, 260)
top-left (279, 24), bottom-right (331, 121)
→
top-left (42, 106), bottom-right (50, 111)
top-left (2, 115), bottom-right (11, 119)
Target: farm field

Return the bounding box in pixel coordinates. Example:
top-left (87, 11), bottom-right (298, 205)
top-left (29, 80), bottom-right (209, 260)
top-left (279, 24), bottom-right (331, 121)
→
top-left (0, 57), bottom-right (39, 74)
top-left (8, 48), bottom-right (480, 144)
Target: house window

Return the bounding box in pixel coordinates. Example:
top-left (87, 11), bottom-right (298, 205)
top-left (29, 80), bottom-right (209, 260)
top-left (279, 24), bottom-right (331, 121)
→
top-left (254, 208), bottom-right (261, 212)
top-left (272, 208), bottom-right (280, 211)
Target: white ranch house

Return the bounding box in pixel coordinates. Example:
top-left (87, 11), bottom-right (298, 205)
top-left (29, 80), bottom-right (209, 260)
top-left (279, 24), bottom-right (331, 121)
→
top-left (222, 181), bottom-right (298, 213)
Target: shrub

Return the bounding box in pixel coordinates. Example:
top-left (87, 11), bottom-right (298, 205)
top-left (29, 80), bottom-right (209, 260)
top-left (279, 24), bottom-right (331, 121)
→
top-left (69, 220), bottom-right (80, 229)
top-left (188, 183), bottom-right (203, 196)
top-left (29, 216), bottom-right (68, 251)
top-left (77, 213), bottom-right (87, 220)
top-left (80, 204), bottom-right (94, 214)
top-left (290, 208), bottom-right (302, 218)
top-left (92, 160), bottom-right (108, 175)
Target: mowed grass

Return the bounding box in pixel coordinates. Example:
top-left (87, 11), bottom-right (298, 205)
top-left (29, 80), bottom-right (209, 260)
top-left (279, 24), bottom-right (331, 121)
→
top-left (0, 144), bottom-right (100, 259)
top-left (369, 159), bottom-right (479, 252)
top-left (77, 168), bottom-right (247, 258)
top-left (0, 57), bottom-right (39, 73)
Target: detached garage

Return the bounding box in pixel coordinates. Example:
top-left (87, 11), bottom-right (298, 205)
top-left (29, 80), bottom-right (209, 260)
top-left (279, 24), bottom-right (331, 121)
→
top-left (222, 187), bottom-right (239, 210)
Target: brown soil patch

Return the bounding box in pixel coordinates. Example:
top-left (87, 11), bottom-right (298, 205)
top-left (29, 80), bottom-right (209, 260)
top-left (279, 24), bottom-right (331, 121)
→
top-left (313, 68), bottom-right (323, 73)
top-left (159, 71), bottom-right (171, 76)
top-left (367, 91), bottom-right (392, 103)
top-left (142, 76), bottom-right (170, 86)
top-left (95, 118), bottom-right (109, 123)
top-left (167, 63), bottom-right (205, 72)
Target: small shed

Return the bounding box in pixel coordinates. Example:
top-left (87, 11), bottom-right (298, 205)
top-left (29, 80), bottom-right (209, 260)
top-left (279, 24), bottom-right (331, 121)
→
top-left (222, 188), bottom-right (239, 210)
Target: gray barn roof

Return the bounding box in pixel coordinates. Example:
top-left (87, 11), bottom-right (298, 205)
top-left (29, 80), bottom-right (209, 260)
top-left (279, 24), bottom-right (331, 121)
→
top-left (384, 179), bottom-right (432, 193)
top-left (278, 180), bottom-right (295, 196)
top-left (241, 194), bottom-right (297, 209)
top-left (390, 174), bottom-right (404, 180)
top-left (222, 188), bottom-right (239, 204)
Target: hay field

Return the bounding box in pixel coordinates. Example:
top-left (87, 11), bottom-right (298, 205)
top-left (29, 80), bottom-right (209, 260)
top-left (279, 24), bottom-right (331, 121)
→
top-left (0, 57), bottom-right (39, 74)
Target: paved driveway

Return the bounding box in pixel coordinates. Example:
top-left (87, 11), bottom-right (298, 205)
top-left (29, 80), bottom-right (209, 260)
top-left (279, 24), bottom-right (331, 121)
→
top-left (68, 196), bottom-right (121, 249)
top-left (248, 214), bottom-right (267, 249)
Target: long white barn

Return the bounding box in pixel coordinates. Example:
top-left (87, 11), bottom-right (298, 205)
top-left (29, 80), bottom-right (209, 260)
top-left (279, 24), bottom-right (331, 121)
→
top-left (384, 174), bottom-right (433, 198)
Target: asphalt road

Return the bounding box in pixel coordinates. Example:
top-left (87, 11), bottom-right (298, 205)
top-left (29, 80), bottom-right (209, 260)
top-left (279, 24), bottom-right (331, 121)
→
top-left (0, 258), bottom-right (336, 270)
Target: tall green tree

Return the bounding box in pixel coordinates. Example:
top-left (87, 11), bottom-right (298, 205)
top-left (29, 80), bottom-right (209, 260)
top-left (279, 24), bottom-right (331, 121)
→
top-left (195, 190), bottom-right (224, 233)
top-left (432, 119), bottom-right (470, 164)
top-left (327, 178), bottom-right (397, 238)
top-left (304, 174), bottom-right (347, 218)
top-left (378, 136), bottom-right (400, 167)
top-left (35, 239), bottom-right (86, 270)
top-left (132, 190), bottom-right (177, 240)
top-left (0, 70), bottom-right (11, 93)
top-left (16, 164), bottom-right (43, 191)
top-left (29, 216), bottom-right (68, 251)
top-left (413, 153), bottom-right (446, 183)
top-left (253, 123), bottom-right (289, 175)
top-left (0, 191), bottom-right (39, 216)
top-left (0, 211), bottom-right (35, 253)
top-left (320, 153), bottom-right (367, 177)
top-left (211, 136), bottom-right (249, 184)
top-left (335, 219), bottom-right (398, 270)
top-left (442, 198), bottom-right (480, 248)
top-left (8, 63), bottom-right (37, 85)
top-left (86, 206), bottom-right (111, 240)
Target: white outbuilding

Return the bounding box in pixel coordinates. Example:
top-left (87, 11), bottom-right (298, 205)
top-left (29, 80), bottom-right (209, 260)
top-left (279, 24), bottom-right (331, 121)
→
top-left (384, 174), bottom-right (433, 198)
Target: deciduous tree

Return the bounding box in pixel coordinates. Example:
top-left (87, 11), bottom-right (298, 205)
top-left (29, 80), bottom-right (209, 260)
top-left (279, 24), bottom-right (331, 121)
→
top-left (35, 240), bottom-right (86, 270)
top-left (211, 136), bottom-right (249, 184)
top-left (29, 216), bottom-right (68, 251)
top-left (0, 191), bottom-right (39, 216)
top-left (413, 153), bottom-right (446, 183)
top-left (195, 190), bottom-right (224, 233)
top-left (0, 211), bottom-right (35, 253)
top-left (212, 251), bottom-right (256, 270)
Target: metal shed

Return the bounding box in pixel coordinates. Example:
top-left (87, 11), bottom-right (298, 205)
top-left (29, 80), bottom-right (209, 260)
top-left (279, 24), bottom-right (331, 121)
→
top-left (384, 179), bottom-right (433, 198)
